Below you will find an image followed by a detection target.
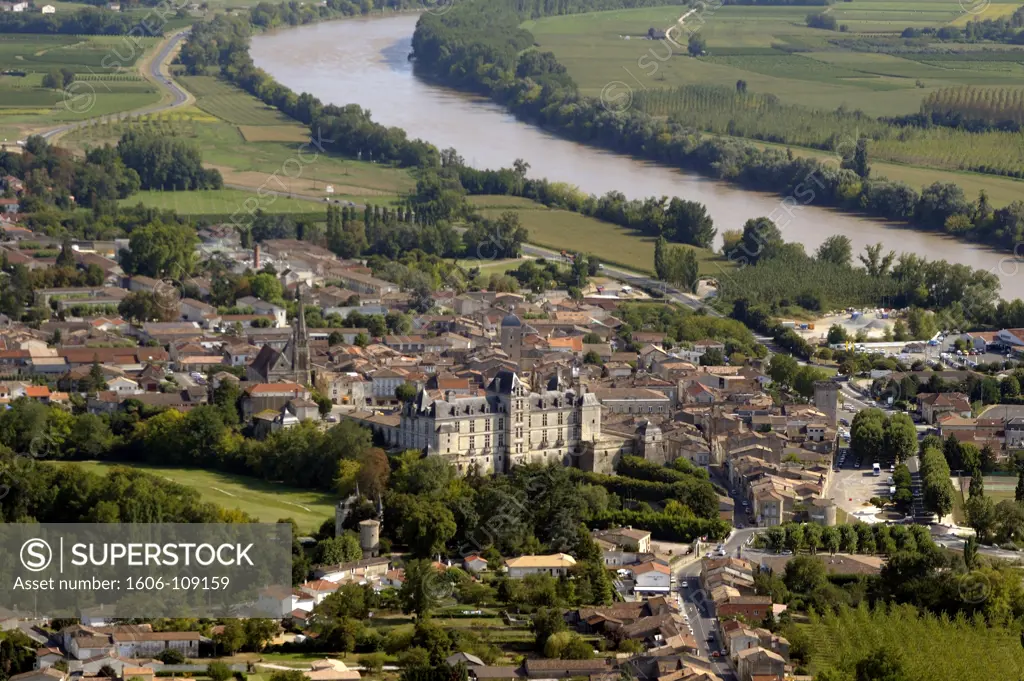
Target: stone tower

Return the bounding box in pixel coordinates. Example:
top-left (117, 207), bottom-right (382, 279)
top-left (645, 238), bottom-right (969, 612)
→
top-left (500, 313), bottom-right (523, 364)
top-left (814, 380), bottom-right (839, 427)
top-left (359, 519), bottom-right (381, 558)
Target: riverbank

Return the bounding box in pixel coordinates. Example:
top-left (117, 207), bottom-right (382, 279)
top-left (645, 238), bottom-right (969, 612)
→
top-left (410, 2), bottom-right (1024, 264)
top-left (250, 16), bottom-right (1024, 300)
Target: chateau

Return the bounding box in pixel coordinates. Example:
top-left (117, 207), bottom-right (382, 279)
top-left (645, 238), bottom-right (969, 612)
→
top-left (398, 368), bottom-right (602, 475)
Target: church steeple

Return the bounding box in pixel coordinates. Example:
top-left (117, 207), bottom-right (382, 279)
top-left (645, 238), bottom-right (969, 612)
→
top-left (290, 285), bottom-right (311, 385)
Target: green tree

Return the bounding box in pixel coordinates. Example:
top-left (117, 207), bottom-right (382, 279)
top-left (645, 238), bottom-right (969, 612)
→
top-left (121, 222), bottom-right (198, 278)
top-left (399, 559), bottom-right (446, 619)
top-left (855, 648), bottom-right (909, 681)
top-left (783, 555), bottom-right (827, 594)
top-left (157, 650), bottom-right (185, 664)
top-left (250, 272), bottom-right (283, 302)
top-left (207, 662), bottom-right (232, 681)
top-left (815, 235), bottom-right (853, 267)
top-left (315, 533), bottom-right (362, 566)
top-left (687, 33), bottom-right (706, 56)
top-left (859, 242), bottom-right (895, 277)
top-left (395, 382), bottom-right (419, 402)
top-left (531, 607), bottom-right (567, 651)
top-left (883, 413), bottom-right (917, 464)
top-left (243, 619), bottom-right (278, 652)
top-left (768, 353), bottom-right (799, 388)
top-left (214, 619), bottom-right (245, 655)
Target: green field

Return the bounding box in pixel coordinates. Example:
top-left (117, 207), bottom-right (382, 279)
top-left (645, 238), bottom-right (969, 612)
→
top-left (65, 73), bottom-right (416, 202)
top-left (55, 461), bottom-right (336, 532)
top-left (119, 188), bottom-right (332, 216)
top-left (182, 75), bottom-right (299, 126)
top-left (470, 195), bottom-right (733, 276)
top-left (0, 34), bottom-right (161, 127)
top-left (525, 1), bottom-right (1024, 178)
top-left (525, 1), bottom-right (1019, 115)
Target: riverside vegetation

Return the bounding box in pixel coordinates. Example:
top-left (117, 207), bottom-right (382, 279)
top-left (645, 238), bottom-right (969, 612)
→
top-left (412, 0), bottom-right (1024, 252)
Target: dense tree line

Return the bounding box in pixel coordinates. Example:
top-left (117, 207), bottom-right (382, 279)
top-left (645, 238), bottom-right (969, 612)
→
top-left (0, 7), bottom-right (163, 35)
top-left (116, 129), bottom-right (222, 191)
top-left (411, 0), bottom-right (1024, 254)
top-left (919, 442), bottom-right (955, 519)
top-left (718, 220), bottom-right (1004, 333)
top-left (902, 6), bottom-right (1024, 45)
top-left (0, 448), bottom-right (252, 523)
top-left (1, 136), bottom-right (140, 211)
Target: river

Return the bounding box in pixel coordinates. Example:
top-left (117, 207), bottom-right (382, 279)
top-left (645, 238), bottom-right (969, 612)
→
top-left (250, 14), bottom-right (1024, 299)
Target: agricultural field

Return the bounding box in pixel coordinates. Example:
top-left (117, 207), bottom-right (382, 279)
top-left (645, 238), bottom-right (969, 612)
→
top-left (182, 75), bottom-right (298, 126)
top-left (119, 188), bottom-right (331, 216)
top-left (526, 1), bottom-right (1019, 115)
top-left (52, 461), bottom-right (336, 533)
top-left (526, 1), bottom-right (1024, 178)
top-left (473, 195), bottom-right (733, 276)
top-left (0, 34), bottom-right (161, 129)
top-left (64, 74), bottom-right (417, 203)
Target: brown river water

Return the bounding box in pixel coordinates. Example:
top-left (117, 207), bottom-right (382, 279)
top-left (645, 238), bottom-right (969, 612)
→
top-left (250, 14), bottom-right (1024, 299)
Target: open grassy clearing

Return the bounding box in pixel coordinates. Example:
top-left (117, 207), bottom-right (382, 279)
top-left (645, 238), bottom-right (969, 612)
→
top-left (52, 460), bottom-right (336, 532)
top-left (473, 196), bottom-right (733, 276)
top-left (119, 188), bottom-right (330, 216)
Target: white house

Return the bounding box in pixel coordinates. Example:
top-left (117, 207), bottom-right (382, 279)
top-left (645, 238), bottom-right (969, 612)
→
top-left (463, 555), bottom-right (488, 573)
top-left (107, 376), bottom-right (141, 395)
top-left (505, 554), bottom-right (576, 579)
top-left (41, 4), bottom-right (55, 12)
top-left (11, 2), bottom-right (28, 11)
top-left (299, 580), bottom-right (339, 606)
top-left (630, 561), bottom-right (671, 595)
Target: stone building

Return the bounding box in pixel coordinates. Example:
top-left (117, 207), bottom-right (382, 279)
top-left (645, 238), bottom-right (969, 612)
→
top-left (397, 369), bottom-right (601, 475)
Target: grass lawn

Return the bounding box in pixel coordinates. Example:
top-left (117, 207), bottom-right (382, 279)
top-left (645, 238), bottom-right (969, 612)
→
top-left (53, 461), bottom-right (336, 532)
top-left (119, 188), bottom-right (331, 216)
top-left (472, 195), bottom-right (733, 276)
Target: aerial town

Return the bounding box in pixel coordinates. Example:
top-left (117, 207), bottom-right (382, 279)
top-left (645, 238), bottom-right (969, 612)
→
top-left (3, 0), bottom-right (1024, 678)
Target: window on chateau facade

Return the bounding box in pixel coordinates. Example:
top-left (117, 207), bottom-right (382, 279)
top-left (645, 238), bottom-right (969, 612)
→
top-left (485, 434), bottom-right (491, 449)
top-left (499, 418), bottom-right (505, 429)
top-left (558, 413), bottom-right (564, 425)
top-left (470, 420), bottom-right (476, 433)
top-left (542, 414), bottom-right (548, 426)
top-left (469, 436), bottom-right (475, 449)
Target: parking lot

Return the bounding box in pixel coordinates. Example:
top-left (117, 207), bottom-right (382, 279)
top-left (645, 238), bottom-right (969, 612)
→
top-left (827, 460), bottom-right (899, 522)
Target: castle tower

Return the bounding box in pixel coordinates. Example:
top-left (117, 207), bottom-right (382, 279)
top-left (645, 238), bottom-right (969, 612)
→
top-left (500, 313), bottom-right (523, 364)
top-left (359, 519), bottom-right (381, 558)
top-left (814, 380), bottom-right (839, 427)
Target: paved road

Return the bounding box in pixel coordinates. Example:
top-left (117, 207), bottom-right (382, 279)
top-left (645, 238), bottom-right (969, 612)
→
top-left (674, 528), bottom-right (760, 681)
top-left (41, 30), bottom-right (191, 142)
